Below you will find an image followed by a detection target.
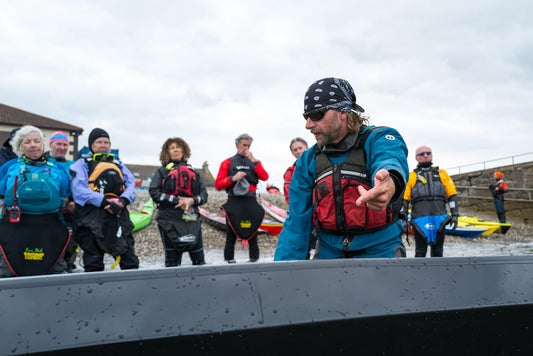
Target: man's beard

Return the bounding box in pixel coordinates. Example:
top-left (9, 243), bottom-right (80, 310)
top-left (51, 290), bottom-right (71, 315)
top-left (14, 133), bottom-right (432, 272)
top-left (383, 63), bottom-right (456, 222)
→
top-left (313, 111), bottom-right (343, 148)
top-left (315, 133), bottom-right (330, 148)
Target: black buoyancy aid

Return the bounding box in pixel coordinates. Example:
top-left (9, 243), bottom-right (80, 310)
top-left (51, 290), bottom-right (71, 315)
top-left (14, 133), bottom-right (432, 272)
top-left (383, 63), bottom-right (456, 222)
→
top-left (312, 127), bottom-right (399, 235)
top-left (227, 154), bottom-right (258, 197)
top-left (87, 159), bottom-right (125, 198)
top-left (161, 162), bottom-right (200, 197)
top-left (0, 213), bottom-right (70, 276)
top-left (411, 166), bottom-right (446, 203)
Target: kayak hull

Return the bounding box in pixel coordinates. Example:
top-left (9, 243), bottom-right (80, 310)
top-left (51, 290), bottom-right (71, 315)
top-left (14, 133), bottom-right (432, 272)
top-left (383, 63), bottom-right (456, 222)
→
top-left (130, 199), bottom-right (153, 232)
top-left (445, 225), bottom-right (487, 238)
top-left (260, 196), bottom-right (287, 223)
top-left (459, 215), bottom-right (512, 234)
top-left (199, 207), bottom-right (283, 236)
top-left (2, 256), bottom-right (533, 355)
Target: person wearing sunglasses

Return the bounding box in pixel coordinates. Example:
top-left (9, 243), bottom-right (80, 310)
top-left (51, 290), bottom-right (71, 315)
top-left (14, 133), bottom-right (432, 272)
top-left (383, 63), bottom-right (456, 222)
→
top-left (274, 77), bottom-right (409, 261)
top-left (401, 146), bottom-right (459, 257)
top-left (70, 128), bottom-right (139, 272)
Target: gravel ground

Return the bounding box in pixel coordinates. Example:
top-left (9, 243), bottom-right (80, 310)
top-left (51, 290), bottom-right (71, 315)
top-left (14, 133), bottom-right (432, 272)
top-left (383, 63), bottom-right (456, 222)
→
top-left (130, 187), bottom-right (287, 264)
top-left (128, 187), bottom-right (533, 265)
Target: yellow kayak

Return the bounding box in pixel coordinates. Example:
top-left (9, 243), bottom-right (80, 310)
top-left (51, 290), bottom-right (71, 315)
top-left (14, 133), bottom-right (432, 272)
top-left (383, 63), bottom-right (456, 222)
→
top-left (459, 216), bottom-right (511, 234)
top-left (458, 221), bottom-right (500, 236)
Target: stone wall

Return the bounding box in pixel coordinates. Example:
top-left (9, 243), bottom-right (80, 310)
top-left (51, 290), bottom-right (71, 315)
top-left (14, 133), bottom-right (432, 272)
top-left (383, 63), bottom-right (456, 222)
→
top-left (451, 162), bottom-right (533, 224)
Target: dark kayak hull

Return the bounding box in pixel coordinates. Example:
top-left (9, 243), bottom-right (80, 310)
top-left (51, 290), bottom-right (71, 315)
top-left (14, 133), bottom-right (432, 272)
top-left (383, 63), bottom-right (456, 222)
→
top-left (2, 256), bottom-right (533, 355)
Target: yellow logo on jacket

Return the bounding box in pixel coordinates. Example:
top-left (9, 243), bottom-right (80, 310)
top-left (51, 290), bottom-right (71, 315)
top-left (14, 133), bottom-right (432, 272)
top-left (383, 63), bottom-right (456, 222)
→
top-left (24, 247), bottom-right (44, 261)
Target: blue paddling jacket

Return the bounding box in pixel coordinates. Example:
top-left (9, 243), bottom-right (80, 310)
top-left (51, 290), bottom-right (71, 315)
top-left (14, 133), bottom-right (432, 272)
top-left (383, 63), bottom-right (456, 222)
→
top-left (274, 126), bottom-right (409, 261)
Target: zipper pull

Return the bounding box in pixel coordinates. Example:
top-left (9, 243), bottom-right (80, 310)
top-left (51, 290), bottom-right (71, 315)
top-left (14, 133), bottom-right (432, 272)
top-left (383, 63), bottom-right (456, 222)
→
top-left (342, 236), bottom-right (350, 249)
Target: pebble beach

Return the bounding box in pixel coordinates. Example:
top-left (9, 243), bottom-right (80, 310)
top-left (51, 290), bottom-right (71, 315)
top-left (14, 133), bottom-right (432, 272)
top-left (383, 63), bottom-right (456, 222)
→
top-left (118, 187), bottom-right (533, 268)
top-left (130, 187), bottom-right (286, 265)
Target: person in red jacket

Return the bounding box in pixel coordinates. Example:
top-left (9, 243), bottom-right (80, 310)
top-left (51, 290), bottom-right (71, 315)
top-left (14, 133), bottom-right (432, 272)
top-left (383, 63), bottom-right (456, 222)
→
top-left (215, 134), bottom-right (269, 263)
top-left (283, 137), bottom-right (308, 204)
top-left (490, 171), bottom-right (508, 223)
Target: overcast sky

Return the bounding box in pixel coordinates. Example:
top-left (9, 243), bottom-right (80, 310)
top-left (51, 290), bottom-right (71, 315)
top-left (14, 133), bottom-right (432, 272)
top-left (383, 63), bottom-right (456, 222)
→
top-left (1, 0), bottom-right (532, 189)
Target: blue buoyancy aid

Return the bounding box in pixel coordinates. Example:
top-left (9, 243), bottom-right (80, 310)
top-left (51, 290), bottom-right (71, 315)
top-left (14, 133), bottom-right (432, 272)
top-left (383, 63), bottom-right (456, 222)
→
top-left (4, 158), bottom-right (63, 214)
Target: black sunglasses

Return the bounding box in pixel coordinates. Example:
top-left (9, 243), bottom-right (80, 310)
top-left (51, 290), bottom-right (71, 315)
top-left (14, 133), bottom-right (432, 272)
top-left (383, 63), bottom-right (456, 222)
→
top-left (303, 109), bottom-right (327, 121)
top-left (417, 151), bottom-right (432, 157)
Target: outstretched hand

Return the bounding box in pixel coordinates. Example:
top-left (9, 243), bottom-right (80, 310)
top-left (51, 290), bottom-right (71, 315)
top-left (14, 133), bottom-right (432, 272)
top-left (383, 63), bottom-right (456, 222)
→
top-left (356, 169), bottom-right (396, 211)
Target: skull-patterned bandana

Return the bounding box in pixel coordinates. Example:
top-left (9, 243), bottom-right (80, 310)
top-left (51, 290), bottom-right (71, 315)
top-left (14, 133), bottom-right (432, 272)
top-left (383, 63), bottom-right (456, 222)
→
top-left (303, 77), bottom-right (365, 114)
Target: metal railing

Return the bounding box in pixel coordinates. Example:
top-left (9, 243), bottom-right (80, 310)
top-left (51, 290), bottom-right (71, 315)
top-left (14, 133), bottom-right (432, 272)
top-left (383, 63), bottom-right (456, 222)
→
top-left (446, 152), bottom-right (533, 175)
top-left (455, 185), bottom-right (533, 203)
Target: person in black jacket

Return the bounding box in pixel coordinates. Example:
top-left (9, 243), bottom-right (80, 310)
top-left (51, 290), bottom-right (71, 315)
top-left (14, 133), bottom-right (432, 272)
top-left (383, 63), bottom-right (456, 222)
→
top-left (215, 134), bottom-right (269, 263)
top-left (70, 128), bottom-right (139, 272)
top-left (0, 128), bottom-right (19, 168)
top-left (149, 138), bottom-right (208, 267)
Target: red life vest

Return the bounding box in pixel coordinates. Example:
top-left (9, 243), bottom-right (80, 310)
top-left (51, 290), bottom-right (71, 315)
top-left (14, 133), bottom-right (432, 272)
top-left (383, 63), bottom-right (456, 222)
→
top-left (283, 164), bottom-right (296, 204)
top-left (162, 162), bottom-right (199, 198)
top-left (312, 127), bottom-right (399, 235)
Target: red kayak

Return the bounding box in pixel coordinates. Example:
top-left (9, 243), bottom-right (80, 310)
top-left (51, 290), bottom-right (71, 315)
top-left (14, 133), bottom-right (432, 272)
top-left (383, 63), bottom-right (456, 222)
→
top-left (266, 183), bottom-right (282, 194)
top-left (260, 196), bottom-right (287, 223)
top-left (199, 207), bottom-right (283, 236)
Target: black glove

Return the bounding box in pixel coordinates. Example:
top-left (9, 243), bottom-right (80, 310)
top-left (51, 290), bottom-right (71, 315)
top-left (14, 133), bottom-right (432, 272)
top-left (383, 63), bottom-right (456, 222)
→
top-left (119, 197), bottom-right (130, 207)
top-left (399, 199), bottom-right (409, 221)
top-left (107, 198), bottom-right (124, 217)
top-left (450, 215), bottom-right (459, 231)
top-left (100, 197), bottom-right (111, 208)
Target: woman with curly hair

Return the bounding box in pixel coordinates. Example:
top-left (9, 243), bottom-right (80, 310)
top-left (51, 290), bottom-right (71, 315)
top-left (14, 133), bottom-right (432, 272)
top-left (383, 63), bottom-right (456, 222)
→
top-left (149, 138), bottom-right (208, 266)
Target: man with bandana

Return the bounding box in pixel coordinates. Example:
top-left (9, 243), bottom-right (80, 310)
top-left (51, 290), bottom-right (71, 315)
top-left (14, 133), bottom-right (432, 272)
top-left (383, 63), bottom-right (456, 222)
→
top-left (274, 77), bottom-right (409, 260)
top-left (401, 146), bottom-right (459, 257)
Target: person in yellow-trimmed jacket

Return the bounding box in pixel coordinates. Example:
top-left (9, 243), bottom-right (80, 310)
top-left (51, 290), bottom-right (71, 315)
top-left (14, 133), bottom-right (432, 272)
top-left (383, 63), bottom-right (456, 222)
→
top-left (400, 146), bottom-right (458, 257)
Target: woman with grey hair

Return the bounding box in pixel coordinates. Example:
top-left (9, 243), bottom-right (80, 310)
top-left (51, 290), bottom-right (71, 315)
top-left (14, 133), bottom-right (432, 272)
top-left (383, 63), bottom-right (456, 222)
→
top-left (10, 125), bottom-right (46, 157)
top-left (0, 125), bottom-right (71, 277)
top-left (215, 133), bottom-right (269, 263)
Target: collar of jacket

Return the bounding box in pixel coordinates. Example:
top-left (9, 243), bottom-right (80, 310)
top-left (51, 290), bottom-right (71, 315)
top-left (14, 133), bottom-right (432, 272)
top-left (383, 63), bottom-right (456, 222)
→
top-left (417, 162), bottom-right (433, 169)
top-left (314, 132), bottom-right (358, 157)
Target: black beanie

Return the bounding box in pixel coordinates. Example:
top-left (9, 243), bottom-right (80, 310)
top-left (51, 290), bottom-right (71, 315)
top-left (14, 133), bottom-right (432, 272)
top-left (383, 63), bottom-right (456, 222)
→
top-left (88, 128), bottom-right (110, 152)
